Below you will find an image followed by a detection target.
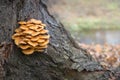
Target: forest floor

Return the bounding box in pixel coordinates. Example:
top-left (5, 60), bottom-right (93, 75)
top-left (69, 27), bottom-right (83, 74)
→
top-left (79, 43), bottom-right (120, 70)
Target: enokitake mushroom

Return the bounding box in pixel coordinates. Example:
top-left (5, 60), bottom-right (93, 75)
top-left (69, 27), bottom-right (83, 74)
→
top-left (12, 19), bottom-right (50, 55)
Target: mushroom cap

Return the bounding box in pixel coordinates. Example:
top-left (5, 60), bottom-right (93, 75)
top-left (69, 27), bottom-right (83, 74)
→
top-left (14, 37), bottom-right (22, 45)
top-left (12, 35), bottom-right (17, 40)
top-left (18, 21), bottom-right (27, 25)
top-left (39, 39), bottom-right (49, 46)
top-left (26, 35), bottom-right (32, 38)
top-left (37, 49), bottom-right (44, 52)
top-left (19, 44), bottom-right (31, 49)
top-left (31, 32), bottom-right (40, 36)
top-left (29, 25), bottom-right (39, 30)
top-left (37, 39), bottom-right (45, 43)
top-left (12, 33), bottom-right (21, 39)
top-left (15, 28), bottom-right (22, 32)
top-left (27, 19), bottom-right (42, 24)
top-left (29, 25), bottom-right (45, 32)
top-left (19, 40), bottom-right (27, 44)
top-left (31, 36), bottom-right (40, 41)
top-left (23, 30), bottom-right (35, 34)
top-left (39, 35), bottom-right (50, 39)
top-left (22, 48), bottom-right (34, 55)
top-left (38, 25), bottom-right (45, 28)
top-left (35, 26), bottom-right (44, 31)
top-left (41, 24), bottom-right (46, 27)
top-left (20, 25), bottom-right (29, 30)
top-left (23, 38), bottom-right (29, 42)
top-left (39, 30), bottom-right (48, 34)
top-left (27, 41), bottom-right (38, 47)
top-left (36, 45), bottom-right (48, 49)
top-left (26, 24), bottom-right (34, 27)
top-left (12, 19), bottom-right (49, 55)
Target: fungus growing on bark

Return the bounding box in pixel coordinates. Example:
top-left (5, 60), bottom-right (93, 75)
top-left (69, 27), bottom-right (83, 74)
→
top-left (12, 19), bottom-right (50, 55)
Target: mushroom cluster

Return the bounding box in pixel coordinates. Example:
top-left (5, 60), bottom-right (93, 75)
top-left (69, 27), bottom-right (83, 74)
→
top-left (12, 19), bottom-right (50, 55)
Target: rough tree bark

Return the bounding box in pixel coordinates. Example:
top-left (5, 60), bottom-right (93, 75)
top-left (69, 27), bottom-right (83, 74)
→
top-left (0, 0), bottom-right (119, 80)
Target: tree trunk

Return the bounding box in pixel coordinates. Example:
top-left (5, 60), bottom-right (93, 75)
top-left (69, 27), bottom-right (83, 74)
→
top-left (0, 0), bottom-right (119, 80)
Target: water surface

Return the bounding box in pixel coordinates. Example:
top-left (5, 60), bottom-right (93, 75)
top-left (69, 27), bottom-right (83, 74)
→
top-left (73, 30), bottom-right (120, 45)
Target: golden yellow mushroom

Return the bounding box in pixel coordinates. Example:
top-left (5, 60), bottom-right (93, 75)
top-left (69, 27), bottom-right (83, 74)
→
top-left (12, 19), bottom-right (50, 55)
top-left (27, 41), bottom-right (38, 47)
top-left (40, 39), bottom-right (49, 46)
top-left (27, 19), bottom-right (42, 24)
top-left (18, 21), bottom-right (27, 25)
top-left (22, 48), bottom-right (34, 55)
top-left (19, 44), bottom-right (30, 49)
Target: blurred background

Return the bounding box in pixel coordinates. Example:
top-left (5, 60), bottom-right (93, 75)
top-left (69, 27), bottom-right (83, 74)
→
top-left (47, 0), bottom-right (120, 45)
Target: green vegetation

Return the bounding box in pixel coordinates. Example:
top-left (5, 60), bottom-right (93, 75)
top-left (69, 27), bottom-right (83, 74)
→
top-left (106, 2), bottom-right (119, 10)
top-left (63, 18), bottom-right (120, 32)
top-left (50, 0), bottom-right (120, 32)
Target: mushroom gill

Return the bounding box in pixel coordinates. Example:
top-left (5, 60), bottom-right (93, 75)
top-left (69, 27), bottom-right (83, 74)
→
top-left (12, 19), bottom-right (50, 55)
